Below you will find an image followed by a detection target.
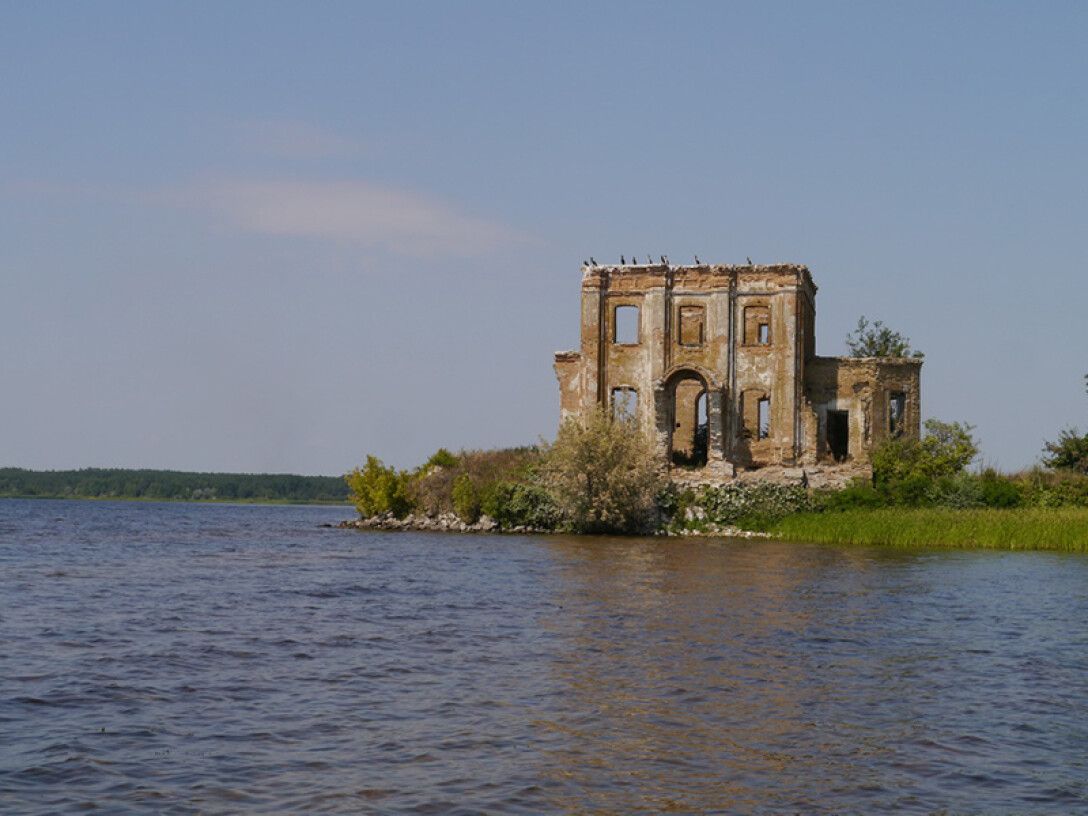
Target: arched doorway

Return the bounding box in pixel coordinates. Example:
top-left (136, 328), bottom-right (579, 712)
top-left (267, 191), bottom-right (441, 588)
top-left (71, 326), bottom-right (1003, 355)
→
top-left (668, 371), bottom-right (709, 467)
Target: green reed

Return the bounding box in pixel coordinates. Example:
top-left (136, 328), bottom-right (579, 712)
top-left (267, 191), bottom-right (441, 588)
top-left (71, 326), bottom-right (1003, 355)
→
top-left (769, 508), bottom-right (1088, 551)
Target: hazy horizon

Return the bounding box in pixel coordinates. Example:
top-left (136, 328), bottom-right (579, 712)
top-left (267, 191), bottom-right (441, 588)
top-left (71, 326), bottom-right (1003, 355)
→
top-left (3, 2), bottom-right (1086, 474)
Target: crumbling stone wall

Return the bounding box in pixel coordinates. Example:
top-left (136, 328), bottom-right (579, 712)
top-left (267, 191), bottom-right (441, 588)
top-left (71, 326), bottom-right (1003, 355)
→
top-left (554, 261), bottom-right (922, 483)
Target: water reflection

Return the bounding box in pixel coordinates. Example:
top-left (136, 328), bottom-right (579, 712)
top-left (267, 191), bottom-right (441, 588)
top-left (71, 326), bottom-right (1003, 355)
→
top-left (534, 537), bottom-right (1088, 814)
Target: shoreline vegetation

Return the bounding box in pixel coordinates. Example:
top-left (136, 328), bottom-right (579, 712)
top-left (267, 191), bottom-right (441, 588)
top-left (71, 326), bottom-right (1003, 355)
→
top-left (770, 508), bottom-right (1088, 551)
top-left (344, 411), bottom-right (1088, 551)
top-left (0, 468), bottom-right (349, 505)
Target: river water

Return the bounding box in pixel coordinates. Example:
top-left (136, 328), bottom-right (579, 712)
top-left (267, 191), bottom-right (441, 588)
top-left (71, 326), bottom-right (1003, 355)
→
top-left (2, 498), bottom-right (1087, 814)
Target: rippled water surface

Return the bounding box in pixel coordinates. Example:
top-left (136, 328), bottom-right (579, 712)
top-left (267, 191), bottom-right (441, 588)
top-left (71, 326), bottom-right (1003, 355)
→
top-left (3, 499), bottom-right (1088, 814)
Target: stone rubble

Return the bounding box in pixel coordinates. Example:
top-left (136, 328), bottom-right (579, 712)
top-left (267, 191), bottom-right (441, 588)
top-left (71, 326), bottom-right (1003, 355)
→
top-left (339, 511), bottom-right (770, 539)
top-left (339, 512), bottom-right (551, 535)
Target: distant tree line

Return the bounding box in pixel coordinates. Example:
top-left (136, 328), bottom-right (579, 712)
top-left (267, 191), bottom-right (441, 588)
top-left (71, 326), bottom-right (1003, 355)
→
top-left (0, 468), bottom-right (349, 503)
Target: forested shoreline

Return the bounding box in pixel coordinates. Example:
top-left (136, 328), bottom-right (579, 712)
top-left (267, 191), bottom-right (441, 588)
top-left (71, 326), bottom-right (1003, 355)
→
top-left (0, 468), bottom-right (349, 504)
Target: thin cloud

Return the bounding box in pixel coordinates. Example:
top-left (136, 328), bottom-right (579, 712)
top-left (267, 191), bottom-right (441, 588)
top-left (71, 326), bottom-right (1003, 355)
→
top-left (230, 119), bottom-right (365, 160)
top-left (196, 179), bottom-right (532, 257)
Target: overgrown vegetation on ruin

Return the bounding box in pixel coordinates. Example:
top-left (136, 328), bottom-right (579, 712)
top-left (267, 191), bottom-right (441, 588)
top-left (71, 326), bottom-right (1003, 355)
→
top-left (845, 316), bottom-right (925, 358)
top-left (346, 379), bottom-right (1088, 546)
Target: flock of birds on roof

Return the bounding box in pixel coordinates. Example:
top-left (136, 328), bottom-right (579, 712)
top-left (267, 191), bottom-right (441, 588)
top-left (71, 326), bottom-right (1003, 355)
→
top-left (582, 255), bottom-right (754, 267)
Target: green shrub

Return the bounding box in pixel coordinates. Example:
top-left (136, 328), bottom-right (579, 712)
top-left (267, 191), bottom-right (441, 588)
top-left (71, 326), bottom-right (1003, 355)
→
top-left (451, 474), bottom-right (480, 523)
top-left (345, 455), bottom-right (414, 519)
top-left (540, 409), bottom-right (664, 534)
top-left (666, 482), bottom-right (813, 531)
top-left (814, 479), bottom-right (885, 511)
top-left (409, 446), bottom-right (541, 517)
top-left (481, 481), bottom-right (560, 530)
top-left (925, 473), bottom-right (984, 509)
top-left (979, 470), bottom-right (1021, 508)
top-left (872, 418), bottom-right (978, 487)
top-left (656, 485), bottom-right (697, 521)
top-left (880, 472), bottom-right (928, 506)
top-left (1014, 468), bottom-right (1088, 508)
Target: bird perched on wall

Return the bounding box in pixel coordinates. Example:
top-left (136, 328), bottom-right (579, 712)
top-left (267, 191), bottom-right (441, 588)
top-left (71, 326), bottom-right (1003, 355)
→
top-left (583, 259), bottom-right (589, 267)
top-left (694, 254), bottom-right (701, 265)
top-left (620, 255), bottom-right (625, 264)
top-left (747, 256), bottom-right (753, 265)
top-left (590, 257), bottom-right (597, 266)
top-left (660, 255), bottom-right (667, 265)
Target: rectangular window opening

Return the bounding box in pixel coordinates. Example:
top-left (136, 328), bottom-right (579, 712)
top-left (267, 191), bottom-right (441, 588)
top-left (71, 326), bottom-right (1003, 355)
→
top-left (612, 387), bottom-right (638, 421)
top-left (744, 305), bottom-right (771, 346)
top-left (889, 391), bottom-right (906, 436)
top-left (757, 397), bottom-right (770, 439)
top-left (614, 305), bottom-right (639, 344)
top-left (679, 305), bottom-right (705, 347)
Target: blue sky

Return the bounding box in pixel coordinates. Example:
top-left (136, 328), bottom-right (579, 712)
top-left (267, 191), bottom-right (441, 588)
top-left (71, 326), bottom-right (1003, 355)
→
top-left (2, 1), bottom-right (1086, 474)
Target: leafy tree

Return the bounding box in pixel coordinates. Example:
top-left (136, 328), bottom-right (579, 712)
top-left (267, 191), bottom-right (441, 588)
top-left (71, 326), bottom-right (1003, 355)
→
top-left (1042, 428), bottom-right (1088, 474)
top-left (540, 408), bottom-right (664, 534)
top-left (424, 448), bottom-right (459, 470)
top-left (1039, 373), bottom-right (1088, 475)
top-left (845, 316), bottom-right (924, 358)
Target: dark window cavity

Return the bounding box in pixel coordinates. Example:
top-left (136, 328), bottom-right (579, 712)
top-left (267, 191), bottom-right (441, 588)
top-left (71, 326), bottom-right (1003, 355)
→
top-left (828, 410), bottom-right (849, 461)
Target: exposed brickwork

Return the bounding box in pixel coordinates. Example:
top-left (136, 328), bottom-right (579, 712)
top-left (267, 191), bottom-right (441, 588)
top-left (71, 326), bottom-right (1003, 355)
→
top-left (554, 262), bottom-right (923, 483)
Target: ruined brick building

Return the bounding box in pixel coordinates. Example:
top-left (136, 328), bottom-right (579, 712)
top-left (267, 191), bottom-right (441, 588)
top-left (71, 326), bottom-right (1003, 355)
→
top-left (554, 262), bottom-right (922, 483)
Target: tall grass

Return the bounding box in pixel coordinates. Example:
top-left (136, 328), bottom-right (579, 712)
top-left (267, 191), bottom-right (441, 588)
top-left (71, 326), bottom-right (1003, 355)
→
top-left (770, 508), bottom-right (1088, 551)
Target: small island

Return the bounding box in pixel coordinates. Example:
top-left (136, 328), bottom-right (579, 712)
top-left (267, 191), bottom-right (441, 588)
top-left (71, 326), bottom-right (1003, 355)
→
top-left (344, 260), bottom-right (1088, 549)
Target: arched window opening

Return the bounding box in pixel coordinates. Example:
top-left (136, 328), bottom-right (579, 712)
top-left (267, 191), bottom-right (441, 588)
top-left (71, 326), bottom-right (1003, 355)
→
top-left (671, 376), bottom-right (708, 467)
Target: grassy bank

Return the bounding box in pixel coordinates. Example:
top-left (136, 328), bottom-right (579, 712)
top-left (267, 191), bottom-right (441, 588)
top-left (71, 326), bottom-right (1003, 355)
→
top-left (768, 508), bottom-right (1088, 551)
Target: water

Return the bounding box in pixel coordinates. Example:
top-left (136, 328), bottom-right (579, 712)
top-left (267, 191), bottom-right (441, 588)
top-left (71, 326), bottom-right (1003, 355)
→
top-left (2, 499), bottom-right (1087, 814)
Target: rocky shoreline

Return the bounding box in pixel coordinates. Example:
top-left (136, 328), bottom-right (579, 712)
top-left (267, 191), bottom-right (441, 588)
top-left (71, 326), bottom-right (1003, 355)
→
top-left (339, 512), bottom-right (548, 535)
top-left (338, 512), bottom-right (770, 538)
